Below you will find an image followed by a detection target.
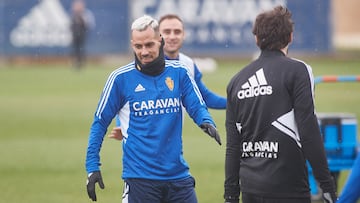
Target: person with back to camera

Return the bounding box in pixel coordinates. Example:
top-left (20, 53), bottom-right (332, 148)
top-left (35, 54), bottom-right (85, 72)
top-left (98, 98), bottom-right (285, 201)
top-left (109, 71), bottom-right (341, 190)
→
top-left (85, 15), bottom-right (221, 202)
top-left (224, 5), bottom-right (337, 203)
top-left (109, 13), bottom-right (226, 140)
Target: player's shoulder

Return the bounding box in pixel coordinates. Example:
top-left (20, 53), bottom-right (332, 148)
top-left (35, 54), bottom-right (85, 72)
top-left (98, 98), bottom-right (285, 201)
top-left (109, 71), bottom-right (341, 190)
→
top-left (165, 59), bottom-right (193, 78)
top-left (114, 61), bottom-right (135, 72)
top-left (289, 57), bottom-right (311, 68)
top-left (108, 62), bottom-right (136, 79)
top-left (178, 53), bottom-right (195, 69)
top-left (165, 59), bottom-right (188, 69)
top-left (286, 57), bottom-right (313, 75)
top-left (178, 53), bottom-right (194, 63)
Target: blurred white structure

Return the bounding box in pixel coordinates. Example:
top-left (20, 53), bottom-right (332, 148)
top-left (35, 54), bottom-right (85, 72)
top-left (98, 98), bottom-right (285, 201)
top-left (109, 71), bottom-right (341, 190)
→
top-left (193, 57), bottom-right (218, 73)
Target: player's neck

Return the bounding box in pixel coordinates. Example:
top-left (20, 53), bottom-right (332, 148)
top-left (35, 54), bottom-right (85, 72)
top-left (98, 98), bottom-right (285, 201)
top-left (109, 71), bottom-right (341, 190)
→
top-left (280, 45), bottom-right (289, 55)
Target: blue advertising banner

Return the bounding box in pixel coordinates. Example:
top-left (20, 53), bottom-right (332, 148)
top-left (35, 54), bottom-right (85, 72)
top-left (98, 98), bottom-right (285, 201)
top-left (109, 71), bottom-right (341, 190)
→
top-left (131, 0), bottom-right (332, 54)
top-left (0, 0), bottom-right (331, 56)
top-left (0, 0), bottom-right (129, 56)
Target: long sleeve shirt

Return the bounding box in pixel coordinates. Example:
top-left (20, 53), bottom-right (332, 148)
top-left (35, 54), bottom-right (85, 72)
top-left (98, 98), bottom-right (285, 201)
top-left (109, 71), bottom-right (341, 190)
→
top-left (224, 50), bottom-right (336, 199)
top-left (86, 60), bottom-right (215, 180)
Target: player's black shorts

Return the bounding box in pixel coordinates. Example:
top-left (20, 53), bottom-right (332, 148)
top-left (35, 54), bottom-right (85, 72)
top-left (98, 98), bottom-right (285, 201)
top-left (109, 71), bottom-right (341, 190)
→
top-left (122, 176), bottom-right (197, 203)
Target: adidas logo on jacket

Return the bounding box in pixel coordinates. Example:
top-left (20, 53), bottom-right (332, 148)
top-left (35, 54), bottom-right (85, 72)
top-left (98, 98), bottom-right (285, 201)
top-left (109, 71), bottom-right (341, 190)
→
top-left (237, 68), bottom-right (273, 99)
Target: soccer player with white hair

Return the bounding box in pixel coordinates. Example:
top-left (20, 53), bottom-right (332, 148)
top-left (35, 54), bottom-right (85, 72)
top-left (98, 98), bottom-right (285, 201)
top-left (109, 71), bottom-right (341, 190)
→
top-left (109, 14), bottom-right (226, 140)
top-left (85, 15), bottom-right (221, 202)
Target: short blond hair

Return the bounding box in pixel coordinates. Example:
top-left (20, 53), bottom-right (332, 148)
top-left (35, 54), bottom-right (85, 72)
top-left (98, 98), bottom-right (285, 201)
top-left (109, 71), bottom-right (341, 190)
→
top-left (131, 15), bottom-right (159, 32)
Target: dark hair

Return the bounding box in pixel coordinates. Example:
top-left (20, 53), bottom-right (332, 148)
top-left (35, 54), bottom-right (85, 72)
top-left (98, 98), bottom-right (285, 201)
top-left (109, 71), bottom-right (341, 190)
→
top-left (159, 14), bottom-right (183, 25)
top-left (252, 5), bottom-right (294, 50)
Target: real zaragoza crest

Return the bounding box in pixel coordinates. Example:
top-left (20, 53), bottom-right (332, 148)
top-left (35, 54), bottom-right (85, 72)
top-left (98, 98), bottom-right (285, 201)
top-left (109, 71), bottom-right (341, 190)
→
top-left (165, 77), bottom-right (174, 91)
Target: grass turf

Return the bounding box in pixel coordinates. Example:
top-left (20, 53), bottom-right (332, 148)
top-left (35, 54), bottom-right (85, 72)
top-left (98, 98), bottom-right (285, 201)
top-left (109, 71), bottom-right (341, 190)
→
top-left (0, 56), bottom-right (359, 203)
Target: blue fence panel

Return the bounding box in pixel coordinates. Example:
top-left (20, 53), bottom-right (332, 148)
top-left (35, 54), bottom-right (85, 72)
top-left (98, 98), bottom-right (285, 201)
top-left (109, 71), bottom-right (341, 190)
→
top-left (0, 0), bottom-right (331, 56)
top-left (0, 0), bottom-right (129, 56)
top-left (131, 0), bottom-right (332, 55)
top-left (287, 0), bottom-right (332, 52)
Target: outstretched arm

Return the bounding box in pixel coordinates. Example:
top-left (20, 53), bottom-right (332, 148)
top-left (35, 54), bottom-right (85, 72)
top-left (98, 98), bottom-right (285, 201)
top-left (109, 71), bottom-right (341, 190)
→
top-left (194, 64), bottom-right (226, 109)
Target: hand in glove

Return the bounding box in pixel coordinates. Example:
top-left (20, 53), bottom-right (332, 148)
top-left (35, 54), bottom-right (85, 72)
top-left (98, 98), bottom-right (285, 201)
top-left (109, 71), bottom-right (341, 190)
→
top-left (87, 171), bottom-right (105, 201)
top-left (200, 123), bottom-right (222, 145)
top-left (323, 192), bottom-right (337, 203)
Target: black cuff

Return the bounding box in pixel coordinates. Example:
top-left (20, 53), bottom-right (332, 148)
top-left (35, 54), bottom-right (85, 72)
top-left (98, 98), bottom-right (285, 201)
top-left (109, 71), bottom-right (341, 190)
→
top-left (224, 196), bottom-right (239, 203)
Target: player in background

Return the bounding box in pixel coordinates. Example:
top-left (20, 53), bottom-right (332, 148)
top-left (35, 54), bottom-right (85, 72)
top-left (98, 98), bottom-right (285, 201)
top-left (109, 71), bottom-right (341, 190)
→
top-left (159, 14), bottom-right (226, 109)
top-left (85, 15), bottom-right (221, 202)
top-left (69, 0), bottom-right (95, 69)
top-left (337, 153), bottom-right (360, 203)
top-left (109, 14), bottom-right (226, 140)
top-left (224, 5), bottom-right (337, 203)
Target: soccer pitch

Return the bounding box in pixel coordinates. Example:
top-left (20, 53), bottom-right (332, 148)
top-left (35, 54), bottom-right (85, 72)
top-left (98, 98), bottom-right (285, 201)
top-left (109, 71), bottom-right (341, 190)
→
top-left (0, 56), bottom-right (359, 203)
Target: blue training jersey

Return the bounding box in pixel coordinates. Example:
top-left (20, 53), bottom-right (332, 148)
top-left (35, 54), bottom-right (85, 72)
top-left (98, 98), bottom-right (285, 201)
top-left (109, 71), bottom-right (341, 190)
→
top-left (86, 60), bottom-right (215, 180)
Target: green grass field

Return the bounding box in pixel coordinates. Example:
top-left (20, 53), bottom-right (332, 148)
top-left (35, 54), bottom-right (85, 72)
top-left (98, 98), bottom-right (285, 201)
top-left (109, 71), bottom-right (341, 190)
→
top-left (0, 56), bottom-right (359, 203)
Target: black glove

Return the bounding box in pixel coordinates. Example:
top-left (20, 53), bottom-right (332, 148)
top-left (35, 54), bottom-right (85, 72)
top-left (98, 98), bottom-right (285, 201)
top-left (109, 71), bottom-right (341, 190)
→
top-left (87, 171), bottom-right (105, 201)
top-left (322, 192), bottom-right (337, 203)
top-left (200, 123), bottom-right (222, 145)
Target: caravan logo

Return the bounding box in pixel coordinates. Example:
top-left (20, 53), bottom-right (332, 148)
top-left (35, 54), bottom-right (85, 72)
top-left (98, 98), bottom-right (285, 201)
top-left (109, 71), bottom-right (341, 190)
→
top-left (133, 98), bottom-right (181, 117)
top-left (10, 0), bottom-right (71, 47)
top-left (237, 68), bottom-right (273, 99)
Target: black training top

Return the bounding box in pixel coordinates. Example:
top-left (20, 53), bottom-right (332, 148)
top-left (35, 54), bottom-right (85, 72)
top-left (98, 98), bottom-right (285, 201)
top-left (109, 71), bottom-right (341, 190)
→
top-left (224, 50), bottom-right (335, 199)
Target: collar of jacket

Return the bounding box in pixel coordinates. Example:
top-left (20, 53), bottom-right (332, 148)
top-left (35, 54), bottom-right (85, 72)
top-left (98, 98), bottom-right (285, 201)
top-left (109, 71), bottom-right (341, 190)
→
top-left (260, 49), bottom-right (286, 57)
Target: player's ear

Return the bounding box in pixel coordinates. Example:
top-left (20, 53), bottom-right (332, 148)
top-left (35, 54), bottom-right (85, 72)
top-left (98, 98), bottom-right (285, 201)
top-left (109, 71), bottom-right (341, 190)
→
top-left (157, 33), bottom-right (162, 42)
top-left (254, 35), bottom-right (259, 44)
top-left (288, 32), bottom-right (293, 44)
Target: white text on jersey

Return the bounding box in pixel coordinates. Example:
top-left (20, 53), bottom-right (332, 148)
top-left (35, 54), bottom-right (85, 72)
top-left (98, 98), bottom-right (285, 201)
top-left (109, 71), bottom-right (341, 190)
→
top-left (133, 97), bottom-right (181, 116)
top-left (237, 68), bottom-right (273, 99)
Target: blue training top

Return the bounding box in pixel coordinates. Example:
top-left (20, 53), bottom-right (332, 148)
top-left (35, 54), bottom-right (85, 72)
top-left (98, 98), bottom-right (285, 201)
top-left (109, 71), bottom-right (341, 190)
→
top-left (115, 53), bottom-right (226, 126)
top-left (86, 60), bottom-right (215, 180)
